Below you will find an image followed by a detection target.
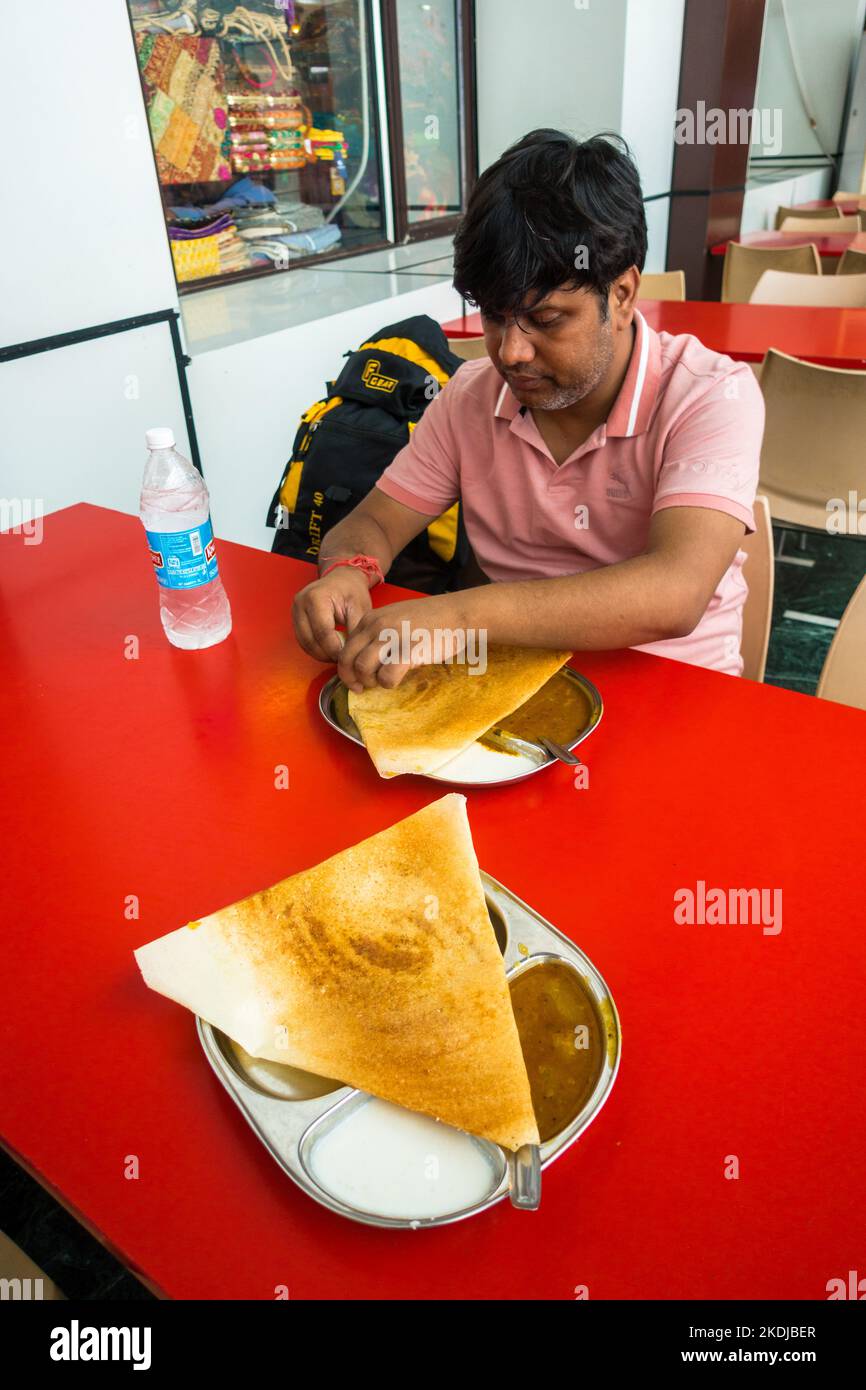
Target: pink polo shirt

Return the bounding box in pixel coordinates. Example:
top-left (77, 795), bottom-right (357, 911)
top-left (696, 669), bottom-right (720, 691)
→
top-left (376, 309), bottom-right (765, 675)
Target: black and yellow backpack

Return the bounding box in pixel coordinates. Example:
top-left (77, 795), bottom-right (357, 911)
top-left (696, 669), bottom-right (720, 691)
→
top-left (265, 314), bottom-right (470, 593)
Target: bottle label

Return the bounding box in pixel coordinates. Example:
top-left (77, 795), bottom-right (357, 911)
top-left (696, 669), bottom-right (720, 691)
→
top-left (145, 518), bottom-right (219, 590)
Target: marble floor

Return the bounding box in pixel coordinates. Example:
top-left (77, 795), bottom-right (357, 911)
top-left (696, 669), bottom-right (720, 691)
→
top-left (764, 526), bottom-right (866, 696)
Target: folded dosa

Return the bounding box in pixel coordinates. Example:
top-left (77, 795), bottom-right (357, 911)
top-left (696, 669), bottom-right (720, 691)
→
top-left (348, 644), bottom-right (571, 777)
top-left (135, 794), bottom-right (538, 1150)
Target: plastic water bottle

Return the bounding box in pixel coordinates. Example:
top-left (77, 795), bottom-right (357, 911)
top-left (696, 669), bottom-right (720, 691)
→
top-left (140, 428), bottom-right (232, 649)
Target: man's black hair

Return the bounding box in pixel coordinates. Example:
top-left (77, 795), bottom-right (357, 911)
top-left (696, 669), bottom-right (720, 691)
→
top-left (453, 130), bottom-right (647, 320)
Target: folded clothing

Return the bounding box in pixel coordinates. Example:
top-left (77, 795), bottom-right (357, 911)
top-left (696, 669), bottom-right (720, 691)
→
top-left (169, 205), bottom-right (210, 222)
top-left (206, 175), bottom-right (276, 213)
top-left (168, 213), bottom-right (234, 240)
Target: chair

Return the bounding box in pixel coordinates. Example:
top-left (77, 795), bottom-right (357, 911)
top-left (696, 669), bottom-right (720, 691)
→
top-left (448, 336), bottom-right (488, 361)
top-left (816, 576), bottom-right (866, 711)
top-left (721, 242), bottom-right (821, 303)
top-left (837, 248), bottom-right (866, 275)
top-left (740, 495), bottom-right (774, 682)
top-left (779, 213), bottom-right (864, 233)
top-left (774, 204), bottom-right (841, 229)
top-left (758, 348), bottom-right (866, 530)
top-left (750, 268), bottom-right (866, 307)
top-left (832, 190), bottom-right (865, 203)
top-left (637, 270), bottom-right (686, 301)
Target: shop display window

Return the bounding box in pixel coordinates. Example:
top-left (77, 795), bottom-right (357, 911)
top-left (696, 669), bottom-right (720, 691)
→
top-left (128, 0), bottom-right (388, 288)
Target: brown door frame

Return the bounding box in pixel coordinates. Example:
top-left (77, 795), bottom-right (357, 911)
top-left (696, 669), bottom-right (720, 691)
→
top-left (666, 0), bottom-right (768, 299)
top-left (381, 0), bottom-right (478, 244)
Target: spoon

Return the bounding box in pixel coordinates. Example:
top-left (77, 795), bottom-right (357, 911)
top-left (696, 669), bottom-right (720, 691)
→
top-left (484, 725), bottom-right (580, 767)
top-left (538, 736), bottom-right (581, 766)
top-left (508, 1143), bottom-right (541, 1210)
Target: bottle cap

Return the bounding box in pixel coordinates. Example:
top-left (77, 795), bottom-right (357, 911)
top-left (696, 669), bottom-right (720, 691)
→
top-left (145, 427), bottom-right (175, 450)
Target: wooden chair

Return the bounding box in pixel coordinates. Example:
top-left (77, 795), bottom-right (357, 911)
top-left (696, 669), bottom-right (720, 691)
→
top-left (837, 248), bottom-right (866, 275)
top-left (448, 336), bottom-right (488, 361)
top-left (637, 270), bottom-right (686, 301)
top-left (779, 213), bottom-right (864, 233)
top-left (758, 348), bottom-right (866, 530)
top-left (721, 242), bottom-right (821, 303)
top-left (816, 576), bottom-right (866, 711)
top-left (750, 268), bottom-right (866, 307)
top-left (774, 204), bottom-right (841, 230)
top-left (740, 495), bottom-right (774, 682)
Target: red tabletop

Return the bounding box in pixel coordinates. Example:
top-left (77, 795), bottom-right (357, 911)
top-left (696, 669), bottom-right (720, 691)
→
top-left (2, 504), bottom-right (865, 1300)
top-left (710, 230), bottom-right (866, 257)
top-left (444, 300), bottom-right (866, 369)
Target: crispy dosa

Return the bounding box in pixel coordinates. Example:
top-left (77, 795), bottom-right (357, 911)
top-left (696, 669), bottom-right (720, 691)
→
top-left (348, 644), bottom-right (572, 777)
top-left (135, 794), bottom-right (539, 1151)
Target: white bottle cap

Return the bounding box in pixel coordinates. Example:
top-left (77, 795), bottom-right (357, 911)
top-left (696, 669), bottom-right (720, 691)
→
top-left (145, 427), bottom-right (175, 450)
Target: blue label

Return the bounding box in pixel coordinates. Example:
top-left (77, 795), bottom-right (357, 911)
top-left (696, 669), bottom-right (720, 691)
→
top-left (145, 518), bottom-right (219, 589)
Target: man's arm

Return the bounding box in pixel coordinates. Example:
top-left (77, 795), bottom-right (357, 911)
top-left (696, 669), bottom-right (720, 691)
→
top-left (455, 506), bottom-right (746, 647)
top-left (292, 489), bottom-right (433, 663)
top-left (335, 507), bottom-right (746, 690)
top-left (317, 488), bottom-right (431, 576)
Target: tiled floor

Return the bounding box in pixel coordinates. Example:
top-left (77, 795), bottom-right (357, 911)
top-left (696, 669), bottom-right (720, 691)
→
top-left (0, 1149), bottom-right (153, 1300)
top-left (765, 527), bottom-right (866, 696)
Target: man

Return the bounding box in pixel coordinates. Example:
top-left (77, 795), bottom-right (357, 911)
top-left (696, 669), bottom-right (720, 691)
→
top-left (293, 130), bottom-right (764, 693)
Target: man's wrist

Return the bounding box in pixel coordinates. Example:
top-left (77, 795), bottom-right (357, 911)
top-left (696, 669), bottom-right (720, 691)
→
top-left (318, 554), bottom-right (385, 589)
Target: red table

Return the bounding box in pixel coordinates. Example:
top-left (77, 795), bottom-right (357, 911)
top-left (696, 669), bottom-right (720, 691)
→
top-left (444, 300), bottom-right (866, 369)
top-left (710, 230), bottom-right (866, 258)
top-left (794, 199), bottom-right (862, 215)
top-left (2, 504), bottom-right (865, 1300)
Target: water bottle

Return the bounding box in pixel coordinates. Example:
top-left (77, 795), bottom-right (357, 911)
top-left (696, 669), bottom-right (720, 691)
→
top-left (140, 428), bottom-right (232, 650)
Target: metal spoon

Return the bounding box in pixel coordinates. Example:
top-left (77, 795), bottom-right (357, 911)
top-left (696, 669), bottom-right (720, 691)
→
top-left (508, 1143), bottom-right (541, 1210)
top-left (538, 736), bottom-right (581, 766)
top-left (485, 727), bottom-right (580, 767)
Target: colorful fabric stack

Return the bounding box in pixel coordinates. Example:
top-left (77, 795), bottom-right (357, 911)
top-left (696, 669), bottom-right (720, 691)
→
top-left (305, 128), bottom-right (348, 163)
top-left (168, 214), bottom-right (251, 283)
top-left (135, 33), bottom-right (232, 184)
top-left (226, 92), bottom-right (308, 173)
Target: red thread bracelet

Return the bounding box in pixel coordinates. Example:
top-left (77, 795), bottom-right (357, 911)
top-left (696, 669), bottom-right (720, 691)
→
top-left (319, 555), bottom-right (384, 588)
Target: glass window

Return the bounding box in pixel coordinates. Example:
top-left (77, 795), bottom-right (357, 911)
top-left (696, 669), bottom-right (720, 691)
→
top-left (394, 0), bottom-right (464, 225)
top-left (128, 0), bottom-right (386, 289)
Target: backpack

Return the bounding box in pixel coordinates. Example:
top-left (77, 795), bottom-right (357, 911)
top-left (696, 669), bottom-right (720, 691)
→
top-left (265, 314), bottom-right (470, 593)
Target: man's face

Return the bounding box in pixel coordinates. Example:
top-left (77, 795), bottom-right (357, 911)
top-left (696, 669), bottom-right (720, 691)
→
top-left (481, 283), bottom-right (622, 411)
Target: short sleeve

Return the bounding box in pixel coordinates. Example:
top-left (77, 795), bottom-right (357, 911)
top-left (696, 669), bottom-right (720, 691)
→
top-left (652, 363), bottom-right (765, 533)
top-left (376, 376), bottom-right (461, 517)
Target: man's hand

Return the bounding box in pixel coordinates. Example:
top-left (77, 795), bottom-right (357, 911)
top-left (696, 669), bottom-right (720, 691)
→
top-left (337, 595), bottom-right (470, 693)
top-left (292, 567), bottom-right (373, 663)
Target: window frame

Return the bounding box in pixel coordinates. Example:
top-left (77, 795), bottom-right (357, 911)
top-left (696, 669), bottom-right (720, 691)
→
top-left (380, 0), bottom-right (478, 245)
top-left (130, 0), bottom-right (478, 294)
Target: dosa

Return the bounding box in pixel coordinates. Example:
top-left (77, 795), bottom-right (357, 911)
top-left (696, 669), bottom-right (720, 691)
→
top-left (348, 644), bottom-right (571, 777)
top-left (135, 794), bottom-right (538, 1151)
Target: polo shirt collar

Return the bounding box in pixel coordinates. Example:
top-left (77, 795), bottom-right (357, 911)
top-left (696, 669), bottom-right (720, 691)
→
top-left (493, 308), bottom-right (661, 438)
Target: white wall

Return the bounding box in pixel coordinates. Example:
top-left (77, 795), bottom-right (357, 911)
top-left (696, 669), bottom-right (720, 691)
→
top-left (0, 325), bottom-right (193, 520)
top-left (0, 0), bottom-right (178, 346)
top-left (474, 0), bottom-right (684, 271)
top-left (0, 0), bottom-right (190, 523)
top-left (753, 0), bottom-right (866, 163)
top-left (621, 0), bottom-right (685, 271)
top-left (475, 0), bottom-right (628, 169)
